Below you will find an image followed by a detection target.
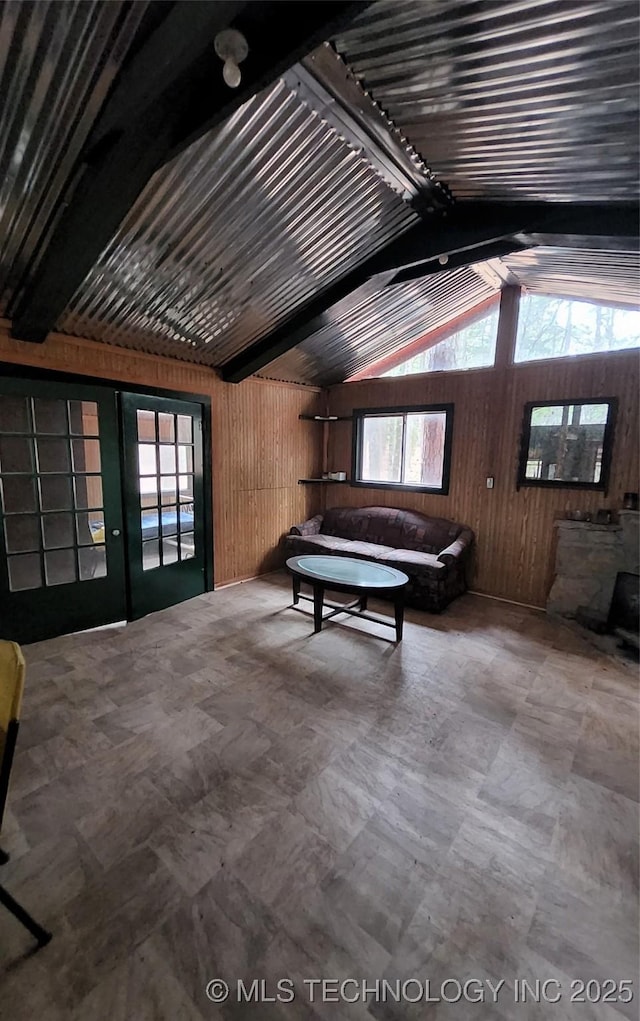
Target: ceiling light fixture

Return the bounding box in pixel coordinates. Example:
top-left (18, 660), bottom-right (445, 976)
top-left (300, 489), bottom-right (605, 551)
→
top-left (214, 28), bottom-right (249, 89)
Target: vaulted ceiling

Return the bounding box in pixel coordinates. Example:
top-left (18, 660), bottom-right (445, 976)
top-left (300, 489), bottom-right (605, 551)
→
top-left (1, 0), bottom-right (638, 386)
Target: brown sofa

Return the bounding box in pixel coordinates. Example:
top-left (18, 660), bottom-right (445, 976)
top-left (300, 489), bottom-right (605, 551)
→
top-left (285, 505), bottom-right (474, 612)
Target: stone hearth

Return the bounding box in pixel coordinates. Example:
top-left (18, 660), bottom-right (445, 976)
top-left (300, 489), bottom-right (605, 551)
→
top-left (547, 510), bottom-right (639, 619)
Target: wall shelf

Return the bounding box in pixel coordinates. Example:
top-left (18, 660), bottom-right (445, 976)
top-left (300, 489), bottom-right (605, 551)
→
top-left (298, 478), bottom-right (349, 485)
top-left (299, 414), bottom-right (350, 490)
top-left (298, 414), bottom-right (350, 422)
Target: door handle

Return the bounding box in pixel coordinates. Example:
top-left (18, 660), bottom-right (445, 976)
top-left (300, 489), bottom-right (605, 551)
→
top-left (111, 529), bottom-right (121, 537)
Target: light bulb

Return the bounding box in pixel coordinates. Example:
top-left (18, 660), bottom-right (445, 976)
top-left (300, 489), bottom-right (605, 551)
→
top-left (223, 58), bottom-right (241, 88)
top-left (215, 28), bottom-right (248, 88)
top-left (438, 254), bottom-right (449, 266)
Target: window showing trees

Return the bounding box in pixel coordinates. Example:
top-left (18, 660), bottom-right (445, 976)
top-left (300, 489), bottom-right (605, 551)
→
top-left (515, 295), bottom-right (640, 362)
top-left (383, 304), bottom-right (499, 376)
top-left (353, 404), bottom-right (454, 493)
top-left (517, 399), bottom-right (616, 490)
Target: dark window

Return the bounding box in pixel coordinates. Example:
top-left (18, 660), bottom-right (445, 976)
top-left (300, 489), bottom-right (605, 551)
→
top-left (352, 404), bottom-right (454, 494)
top-left (517, 399), bottom-right (617, 491)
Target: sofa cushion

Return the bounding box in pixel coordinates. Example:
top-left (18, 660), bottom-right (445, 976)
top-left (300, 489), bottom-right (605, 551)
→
top-left (287, 534), bottom-right (355, 554)
top-left (321, 506), bottom-right (461, 554)
top-left (338, 540), bottom-right (397, 560)
top-left (286, 535), bottom-right (396, 559)
top-left (382, 549), bottom-right (446, 574)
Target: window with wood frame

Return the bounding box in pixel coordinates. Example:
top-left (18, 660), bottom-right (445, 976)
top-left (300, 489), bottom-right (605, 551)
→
top-left (352, 404), bottom-right (454, 494)
top-left (517, 398), bottom-right (617, 491)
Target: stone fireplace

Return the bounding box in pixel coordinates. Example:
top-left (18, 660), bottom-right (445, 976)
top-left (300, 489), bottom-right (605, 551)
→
top-left (547, 510), bottom-right (639, 620)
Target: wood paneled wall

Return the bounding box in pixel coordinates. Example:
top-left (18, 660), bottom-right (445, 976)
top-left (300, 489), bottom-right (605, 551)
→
top-left (326, 349), bottom-right (640, 607)
top-left (0, 323), bottom-right (324, 586)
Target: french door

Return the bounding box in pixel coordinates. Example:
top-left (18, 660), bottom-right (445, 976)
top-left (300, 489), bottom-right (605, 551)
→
top-left (0, 378), bottom-right (126, 642)
top-left (121, 393), bottom-right (206, 619)
top-left (0, 378), bottom-right (208, 643)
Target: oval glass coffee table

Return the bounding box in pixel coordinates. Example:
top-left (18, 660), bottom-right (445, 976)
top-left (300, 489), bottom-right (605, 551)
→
top-left (286, 555), bottom-right (409, 642)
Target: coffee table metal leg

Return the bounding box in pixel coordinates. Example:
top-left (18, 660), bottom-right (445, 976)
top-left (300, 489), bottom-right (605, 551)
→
top-left (292, 575), bottom-right (300, 605)
top-left (313, 584), bottom-right (324, 633)
top-left (394, 593), bottom-right (404, 642)
top-left (359, 592), bottom-right (368, 612)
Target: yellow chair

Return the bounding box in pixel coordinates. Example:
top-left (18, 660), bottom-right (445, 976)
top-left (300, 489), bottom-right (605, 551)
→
top-left (0, 641), bottom-right (51, 947)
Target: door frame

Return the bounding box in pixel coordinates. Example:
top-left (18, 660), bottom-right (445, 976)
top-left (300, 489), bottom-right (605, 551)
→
top-left (0, 362), bottom-right (214, 598)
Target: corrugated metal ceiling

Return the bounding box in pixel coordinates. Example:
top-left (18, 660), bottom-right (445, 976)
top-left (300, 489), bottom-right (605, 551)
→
top-left (258, 265), bottom-right (497, 386)
top-left (60, 73), bottom-right (419, 365)
top-left (502, 247), bottom-right (640, 307)
top-left (261, 242), bottom-right (640, 385)
top-left (0, 0), bottom-right (637, 388)
top-left (335, 0), bottom-right (640, 202)
top-left (0, 0), bottom-right (148, 313)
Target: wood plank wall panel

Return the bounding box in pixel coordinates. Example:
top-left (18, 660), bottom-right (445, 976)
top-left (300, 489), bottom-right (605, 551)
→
top-left (326, 349), bottom-right (639, 607)
top-left (212, 380), bottom-right (324, 581)
top-left (0, 323), bottom-right (323, 586)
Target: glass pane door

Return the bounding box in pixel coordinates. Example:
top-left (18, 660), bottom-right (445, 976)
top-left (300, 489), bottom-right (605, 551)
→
top-left (137, 408), bottom-right (196, 572)
top-left (0, 379), bottom-right (126, 643)
top-left (121, 393), bottom-right (206, 619)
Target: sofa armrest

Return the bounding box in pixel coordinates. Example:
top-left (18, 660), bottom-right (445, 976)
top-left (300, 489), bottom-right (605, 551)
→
top-left (438, 528), bottom-right (474, 564)
top-left (289, 514), bottom-right (323, 537)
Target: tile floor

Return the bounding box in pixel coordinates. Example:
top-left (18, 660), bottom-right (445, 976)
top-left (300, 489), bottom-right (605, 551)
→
top-left (0, 573), bottom-right (637, 1020)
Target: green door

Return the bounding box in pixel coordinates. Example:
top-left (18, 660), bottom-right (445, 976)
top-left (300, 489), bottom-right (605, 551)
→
top-left (0, 378), bottom-right (127, 643)
top-left (121, 393), bottom-right (206, 619)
